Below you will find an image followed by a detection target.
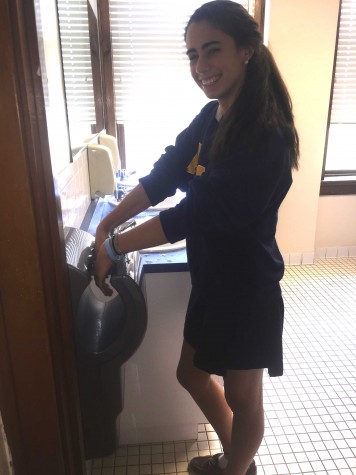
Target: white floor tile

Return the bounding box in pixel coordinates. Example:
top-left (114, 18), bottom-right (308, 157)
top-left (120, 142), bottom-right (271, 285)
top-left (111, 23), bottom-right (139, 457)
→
top-left (90, 258), bottom-right (356, 475)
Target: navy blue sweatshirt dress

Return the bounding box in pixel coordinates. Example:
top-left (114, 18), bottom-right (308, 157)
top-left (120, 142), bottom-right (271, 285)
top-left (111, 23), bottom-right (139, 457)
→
top-left (139, 101), bottom-right (292, 377)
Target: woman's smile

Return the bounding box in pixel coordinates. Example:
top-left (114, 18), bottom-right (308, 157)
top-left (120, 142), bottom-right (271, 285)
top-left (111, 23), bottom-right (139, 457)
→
top-left (200, 76), bottom-right (220, 87)
top-left (200, 74), bottom-right (221, 88)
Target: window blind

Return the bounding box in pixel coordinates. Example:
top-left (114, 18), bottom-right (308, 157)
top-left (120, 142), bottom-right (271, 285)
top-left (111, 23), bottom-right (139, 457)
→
top-left (330, 0), bottom-right (356, 124)
top-left (57, 0), bottom-right (96, 144)
top-left (109, 0), bottom-right (256, 173)
top-left (325, 0), bottom-right (356, 173)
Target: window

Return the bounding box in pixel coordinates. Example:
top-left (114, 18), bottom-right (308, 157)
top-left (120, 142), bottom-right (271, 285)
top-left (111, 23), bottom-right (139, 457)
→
top-left (321, 0), bottom-right (356, 195)
top-left (34, 0), bottom-right (73, 174)
top-left (109, 0), bottom-right (260, 175)
top-left (57, 0), bottom-right (96, 150)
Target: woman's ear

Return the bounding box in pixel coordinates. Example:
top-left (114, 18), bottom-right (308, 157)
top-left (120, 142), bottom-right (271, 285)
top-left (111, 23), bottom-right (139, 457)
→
top-left (243, 46), bottom-right (255, 64)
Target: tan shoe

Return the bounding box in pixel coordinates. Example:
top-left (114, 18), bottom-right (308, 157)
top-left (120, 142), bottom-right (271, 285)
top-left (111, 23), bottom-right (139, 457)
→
top-left (188, 453), bottom-right (257, 475)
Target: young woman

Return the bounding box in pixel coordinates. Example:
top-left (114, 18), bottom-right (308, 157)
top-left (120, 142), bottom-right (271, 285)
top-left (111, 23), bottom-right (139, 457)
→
top-left (94, 2), bottom-right (299, 474)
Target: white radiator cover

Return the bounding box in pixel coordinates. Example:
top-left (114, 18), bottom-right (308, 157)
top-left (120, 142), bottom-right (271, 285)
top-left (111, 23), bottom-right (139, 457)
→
top-left (118, 271), bottom-right (207, 445)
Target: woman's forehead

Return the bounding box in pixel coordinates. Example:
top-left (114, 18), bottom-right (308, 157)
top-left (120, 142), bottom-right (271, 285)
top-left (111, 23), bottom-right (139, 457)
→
top-left (185, 21), bottom-right (232, 49)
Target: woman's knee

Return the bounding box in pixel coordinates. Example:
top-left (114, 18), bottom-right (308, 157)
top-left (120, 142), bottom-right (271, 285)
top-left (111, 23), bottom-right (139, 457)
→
top-left (176, 361), bottom-right (191, 389)
top-left (176, 355), bottom-right (187, 388)
top-left (176, 355), bottom-right (207, 391)
top-left (224, 369), bottom-right (264, 414)
top-left (176, 340), bottom-right (210, 392)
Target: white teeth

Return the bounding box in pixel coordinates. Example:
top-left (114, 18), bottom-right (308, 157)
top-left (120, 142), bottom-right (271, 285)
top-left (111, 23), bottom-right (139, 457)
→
top-left (201, 76), bottom-right (219, 86)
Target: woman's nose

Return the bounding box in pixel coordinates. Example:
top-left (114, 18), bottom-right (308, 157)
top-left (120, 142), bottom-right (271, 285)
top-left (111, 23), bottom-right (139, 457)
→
top-left (195, 55), bottom-right (209, 74)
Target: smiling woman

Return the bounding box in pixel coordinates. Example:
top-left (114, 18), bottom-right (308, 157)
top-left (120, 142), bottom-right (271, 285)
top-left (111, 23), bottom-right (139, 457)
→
top-left (94, 3), bottom-right (298, 474)
top-left (108, 0), bottom-right (262, 175)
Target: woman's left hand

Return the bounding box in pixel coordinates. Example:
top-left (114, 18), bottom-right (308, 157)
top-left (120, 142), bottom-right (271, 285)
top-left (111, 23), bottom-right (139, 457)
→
top-left (94, 242), bottom-right (114, 296)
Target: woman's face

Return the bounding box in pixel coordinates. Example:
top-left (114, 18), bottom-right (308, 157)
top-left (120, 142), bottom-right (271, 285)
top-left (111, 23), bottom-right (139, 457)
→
top-left (186, 21), bottom-right (250, 113)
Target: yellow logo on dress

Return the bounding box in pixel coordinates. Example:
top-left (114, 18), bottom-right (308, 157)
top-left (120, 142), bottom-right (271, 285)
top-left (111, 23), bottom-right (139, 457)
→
top-left (187, 143), bottom-right (205, 175)
top-left (195, 165), bottom-right (205, 176)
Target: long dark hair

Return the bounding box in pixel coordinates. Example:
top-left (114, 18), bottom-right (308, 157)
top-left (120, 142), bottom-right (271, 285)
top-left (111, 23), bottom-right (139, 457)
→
top-left (185, 0), bottom-right (299, 169)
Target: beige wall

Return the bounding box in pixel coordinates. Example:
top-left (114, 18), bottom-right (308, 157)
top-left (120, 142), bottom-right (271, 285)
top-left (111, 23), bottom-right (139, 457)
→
top-left (269, 0), bottom-right (342, 261)
top-left (316, 196), bottom-right (356, 251)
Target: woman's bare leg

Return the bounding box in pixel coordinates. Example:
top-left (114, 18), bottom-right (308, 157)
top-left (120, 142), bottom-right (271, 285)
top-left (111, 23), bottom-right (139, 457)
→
top-left (223, 369), bottom-right (264, 475)
top-left (177, 340), bottom-right (264, 475)
top-left (176, 340), bottom-right (233, 453)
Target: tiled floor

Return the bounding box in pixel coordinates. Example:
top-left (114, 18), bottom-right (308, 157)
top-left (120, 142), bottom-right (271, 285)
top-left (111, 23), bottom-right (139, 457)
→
top-left (90, 258), bottom-right (356, 475)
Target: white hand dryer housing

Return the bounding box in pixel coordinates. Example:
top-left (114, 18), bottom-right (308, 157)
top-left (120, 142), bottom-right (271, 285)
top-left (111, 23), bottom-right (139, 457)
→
top-left (88, 143), bottom-right (116, 199)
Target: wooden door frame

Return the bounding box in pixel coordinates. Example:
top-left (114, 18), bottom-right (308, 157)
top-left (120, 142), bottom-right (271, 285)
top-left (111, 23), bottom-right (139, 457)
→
top-left (0, 0), bottom-right (85, 473)
top-left (254, 0), bottom-right (266, 37)
top-left (97, 0), bottom-right (117, 137)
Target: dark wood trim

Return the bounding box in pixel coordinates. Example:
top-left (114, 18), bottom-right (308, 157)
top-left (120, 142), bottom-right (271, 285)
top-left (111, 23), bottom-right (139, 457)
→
top-left (320, 179), bottom-right (356, 195)
top-left (254, 0), bottom-right (265, 37)
top-left (0, 1), bottom-right (85, 473)
top-left (88, 0), bottom-right (105, 132)
top-left (98, 0), bottom-right (117, 137)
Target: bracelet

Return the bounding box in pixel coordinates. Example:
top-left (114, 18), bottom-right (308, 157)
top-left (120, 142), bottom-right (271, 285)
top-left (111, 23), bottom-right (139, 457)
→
top-left (111, 234), bottom-right (122, 256)
top-left (104, 237), bottom-right (121, 262)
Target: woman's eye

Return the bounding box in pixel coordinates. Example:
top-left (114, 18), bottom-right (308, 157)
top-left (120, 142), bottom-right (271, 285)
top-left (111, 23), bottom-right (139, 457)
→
top-left (188, 55), bottom-right (198, 63)
top-left (207, 48), bottom-right (220, 56)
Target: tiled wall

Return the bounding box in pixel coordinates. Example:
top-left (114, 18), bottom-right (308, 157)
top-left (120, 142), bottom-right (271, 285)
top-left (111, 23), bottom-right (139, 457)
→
top-left (55, 148), bottom-right (91, 229)
top-left (282, 246), bottom-right (356, 267)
